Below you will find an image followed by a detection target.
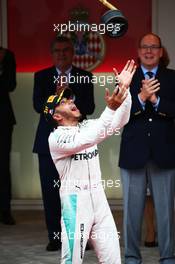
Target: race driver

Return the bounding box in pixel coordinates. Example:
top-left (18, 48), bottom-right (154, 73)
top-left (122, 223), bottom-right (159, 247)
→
top-left (44, 60), bottom-right (136, 264)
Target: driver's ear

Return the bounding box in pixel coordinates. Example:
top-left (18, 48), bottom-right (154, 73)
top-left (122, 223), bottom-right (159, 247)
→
top-left (53, 112), bottom-right (62, 122)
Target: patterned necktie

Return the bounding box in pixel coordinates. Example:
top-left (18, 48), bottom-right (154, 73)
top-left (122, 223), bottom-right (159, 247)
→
top-left (59, 72), bottom-right (68, 86)
top-left (56, 72), bottom-right (68, 94)
top-left (146, 71), bottom-right (154, 79)
top-left (56, 72), bottom-right (68, 88)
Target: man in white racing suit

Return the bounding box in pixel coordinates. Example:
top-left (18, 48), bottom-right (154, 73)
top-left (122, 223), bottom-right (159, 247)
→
top-left (44, 60), bottom-right (136, 264)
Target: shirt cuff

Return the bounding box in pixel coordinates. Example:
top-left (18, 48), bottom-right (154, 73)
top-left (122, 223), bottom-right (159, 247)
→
top-left (152, 96), bottom-right (160, 111)
top-left (138, 94), bottom-right (146, 110)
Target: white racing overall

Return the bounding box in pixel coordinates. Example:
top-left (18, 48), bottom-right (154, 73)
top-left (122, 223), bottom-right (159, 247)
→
top-left (49, 93), bottom-right (131, 264)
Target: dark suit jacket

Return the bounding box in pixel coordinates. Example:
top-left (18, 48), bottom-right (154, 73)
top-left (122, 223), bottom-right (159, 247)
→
top-left (0, 48), bottom-right (16, 126)
top-left (33, 65), bottom-right (95, 154)
top-left (119, 65), bottom-right (175, 169)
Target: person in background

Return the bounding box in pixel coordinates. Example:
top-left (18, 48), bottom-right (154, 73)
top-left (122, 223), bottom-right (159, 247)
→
top-left (33, 36), bottom-right (95, 251)
top-left (144, 46), bottom-right (170, 248)
top-left (119, 33), bottom-right (175, 264)
top-left (0, 47), bottom-right (16, 225)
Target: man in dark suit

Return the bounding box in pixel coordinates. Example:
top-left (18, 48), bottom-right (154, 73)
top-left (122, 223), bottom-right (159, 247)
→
top-left (0, 47), bottom-right (16, 225)
top-left (33, 36), bottom-right (95, 251)
top-left (119, 33), bottom-right (175, 264)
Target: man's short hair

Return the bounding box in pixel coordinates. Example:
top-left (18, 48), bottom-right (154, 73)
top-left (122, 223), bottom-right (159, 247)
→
top-left (50, 36), bottom-right (74, 52)
top-left (138, 33), bottom-right (162, 48)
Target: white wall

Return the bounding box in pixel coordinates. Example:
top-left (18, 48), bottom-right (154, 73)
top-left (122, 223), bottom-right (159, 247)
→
top-left (152, 0), bottom-right (175, 69)
top-left (0, 0), bottom-right (7, 47)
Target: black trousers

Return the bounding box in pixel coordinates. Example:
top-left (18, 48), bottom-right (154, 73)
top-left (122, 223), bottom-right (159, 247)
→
top-left (38, 154), bottom-right (61, 242)
top-left (0, 126), bottom-right (13, 212)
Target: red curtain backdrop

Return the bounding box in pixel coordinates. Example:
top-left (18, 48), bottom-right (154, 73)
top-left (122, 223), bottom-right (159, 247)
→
top-left (7, 0), bottom-right (151, 72)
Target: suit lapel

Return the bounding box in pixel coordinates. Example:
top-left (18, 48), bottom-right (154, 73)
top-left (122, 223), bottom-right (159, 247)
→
top-left (131, 67), bottom-right (144, 94)
top-left (49, 66), bottom-right (58, 94)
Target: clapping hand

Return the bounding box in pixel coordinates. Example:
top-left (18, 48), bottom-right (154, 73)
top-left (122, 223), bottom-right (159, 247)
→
top-left (139, 78), bottom-right (160, 104)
